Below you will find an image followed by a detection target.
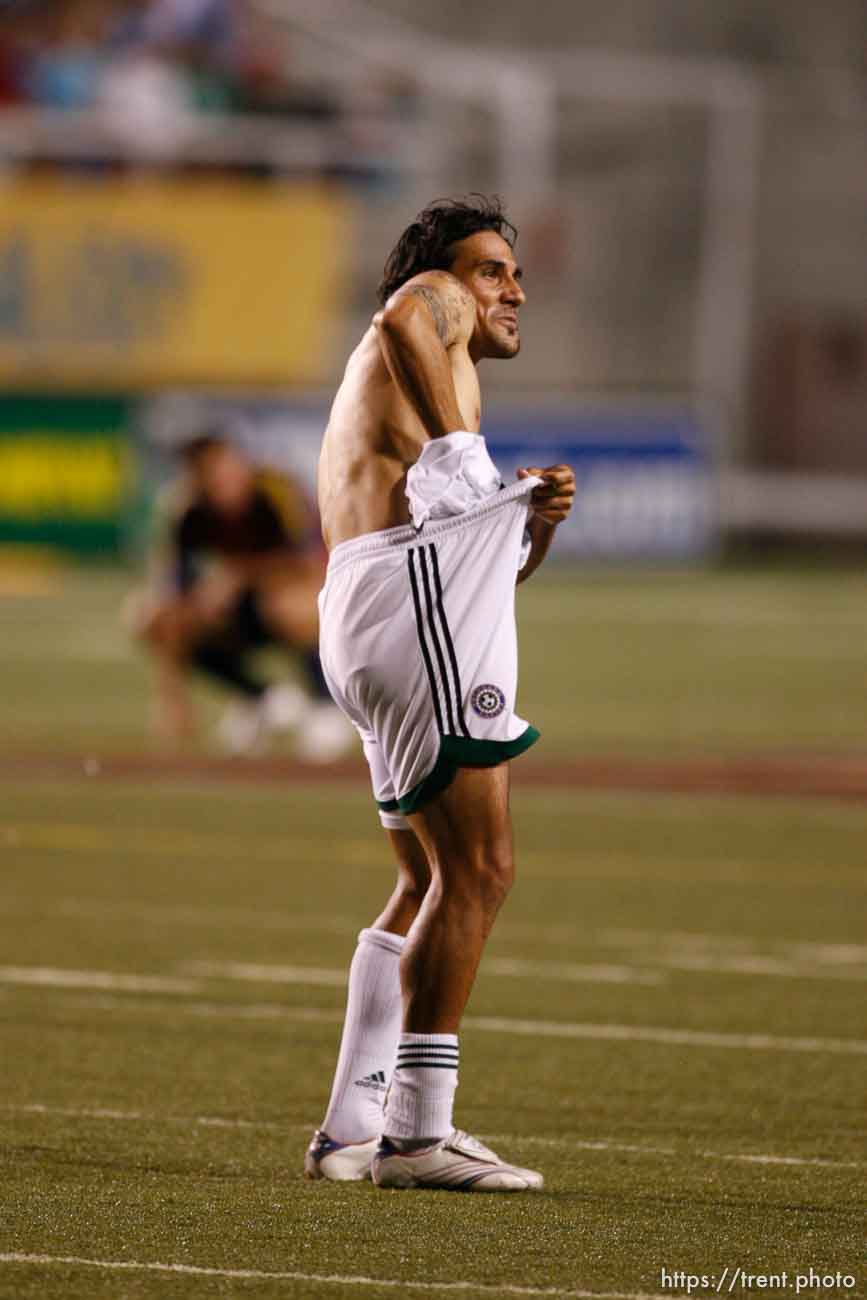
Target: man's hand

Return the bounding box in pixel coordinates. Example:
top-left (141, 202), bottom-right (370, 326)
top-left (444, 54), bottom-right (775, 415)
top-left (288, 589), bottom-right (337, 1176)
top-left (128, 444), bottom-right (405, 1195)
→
top-left (514, 464), bottom-right (576, 584)
top-left (190, 570), bottom-right (245, 627)
top-left (518, 464), bottom-right (576, 525)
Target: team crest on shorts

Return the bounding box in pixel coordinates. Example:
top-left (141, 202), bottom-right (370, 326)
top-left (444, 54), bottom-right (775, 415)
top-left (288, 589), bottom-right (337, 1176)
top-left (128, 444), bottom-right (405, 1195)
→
top-left (471, 683), bottom-right (506, 718)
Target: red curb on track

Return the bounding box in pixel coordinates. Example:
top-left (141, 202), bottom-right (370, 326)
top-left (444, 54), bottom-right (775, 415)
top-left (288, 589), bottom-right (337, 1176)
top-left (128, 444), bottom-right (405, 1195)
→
top-left (5, 751), bottom-right (867, 803)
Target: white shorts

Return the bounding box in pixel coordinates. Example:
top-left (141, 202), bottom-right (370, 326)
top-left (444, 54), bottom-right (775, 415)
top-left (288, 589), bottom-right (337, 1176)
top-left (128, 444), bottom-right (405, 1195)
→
top-left (318, 477), bottom-right (540, 829)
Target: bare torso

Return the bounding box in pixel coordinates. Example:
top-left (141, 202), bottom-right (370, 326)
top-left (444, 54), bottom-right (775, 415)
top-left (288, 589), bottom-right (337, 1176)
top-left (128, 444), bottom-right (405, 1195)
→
top-left (317, 324), bottom-right (481, 550)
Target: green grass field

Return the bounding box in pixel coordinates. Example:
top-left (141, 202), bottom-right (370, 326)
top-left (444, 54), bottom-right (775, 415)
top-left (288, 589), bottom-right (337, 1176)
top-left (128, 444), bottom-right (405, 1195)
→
top-left (3, 564), bottom-right (867, 757)
top-left (1, 565), bottom-right (865, 1299)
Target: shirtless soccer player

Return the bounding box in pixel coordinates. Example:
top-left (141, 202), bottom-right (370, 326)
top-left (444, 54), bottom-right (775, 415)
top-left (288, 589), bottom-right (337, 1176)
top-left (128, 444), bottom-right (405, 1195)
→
top-left (306, 196), bottom-right (576, 1192)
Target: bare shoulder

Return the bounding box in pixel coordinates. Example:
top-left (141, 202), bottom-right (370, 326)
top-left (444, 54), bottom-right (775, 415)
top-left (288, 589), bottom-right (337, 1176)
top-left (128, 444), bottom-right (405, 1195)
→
top-left (381, 270), bottom-right (474, 347)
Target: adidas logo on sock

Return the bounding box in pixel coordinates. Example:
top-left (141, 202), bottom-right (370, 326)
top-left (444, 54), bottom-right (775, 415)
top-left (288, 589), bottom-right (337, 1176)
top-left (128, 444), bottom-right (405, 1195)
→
top-left (354, 1070), bottom-right (387, 1091)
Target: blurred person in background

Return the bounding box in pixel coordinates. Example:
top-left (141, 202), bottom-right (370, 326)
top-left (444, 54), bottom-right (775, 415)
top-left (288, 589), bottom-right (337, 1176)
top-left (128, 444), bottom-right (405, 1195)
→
top-left (104, 0), bottom-right (236, 112)
top-left (0, 0), bottom-right (384, 175)
top-left (0, 1), bottom-right (48, 106)
top-left (16, 0), bottom-right (116, 110)
top-left (127, 429), bottom-right (353, 761)
top-left (3, 0), bottom-right (240, 156)
top-left (97, 0), bottom-right (237, 155)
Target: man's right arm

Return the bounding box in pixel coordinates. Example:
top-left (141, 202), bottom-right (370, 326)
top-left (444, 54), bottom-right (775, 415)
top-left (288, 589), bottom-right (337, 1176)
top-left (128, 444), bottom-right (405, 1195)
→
top-left (374, 271), bottom-right (475, 439)
top-left (168, 505), bottom-right (198, 596)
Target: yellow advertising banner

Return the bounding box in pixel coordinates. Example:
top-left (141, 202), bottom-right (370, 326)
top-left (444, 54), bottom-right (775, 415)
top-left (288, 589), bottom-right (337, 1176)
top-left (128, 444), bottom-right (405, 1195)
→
top-left (0, 179), bottom-right (349, 388)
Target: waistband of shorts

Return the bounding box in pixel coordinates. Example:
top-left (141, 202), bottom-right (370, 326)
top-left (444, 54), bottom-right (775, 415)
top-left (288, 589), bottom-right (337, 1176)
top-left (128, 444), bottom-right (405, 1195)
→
top-left (325, 475), bottom-right (540, 576)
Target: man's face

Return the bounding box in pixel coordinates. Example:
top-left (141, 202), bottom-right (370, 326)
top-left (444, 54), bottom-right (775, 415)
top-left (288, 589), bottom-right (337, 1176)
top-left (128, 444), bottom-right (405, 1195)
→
top-left (191, 443), bottom-right (255, 515)
top-left (447, 229), bottom-right (525, 360)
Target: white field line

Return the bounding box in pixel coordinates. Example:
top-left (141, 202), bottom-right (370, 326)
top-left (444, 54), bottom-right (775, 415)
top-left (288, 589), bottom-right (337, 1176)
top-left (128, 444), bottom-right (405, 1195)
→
top-left (184, 958), bottom-right (666, 989)
top-left (468, 1014), bottom-right (867, 1056)
top-left (481, 1133), bottom-right (860, 1170)
top-left (785, 941), bottom-right (867, 964)
top-left (185, 961), bottom-right (350, 988)
top-left (0, 958), bottom-right (661, 996)
top-left (6, 1103), bottom-right (859, 1170)
top-left (601, 929), bottom-right (867, 964)
top-left (0, 964), bottom-right (352, 995)
top-left (5, 949), bottom-right (862, 1003)
top-left (0, 966), bottom-right (200, 994)
top-left (6, 1103), bottom-right (298, 1132)
top-left (14, 982), bottom-right (867, 1055)
top-left (6, 898), bottom-right (866, 982)
top-left (188, 953), bottom-right (867, 987)
top-left (484, 958), bottom-right (664, 986)
top-left (0, 1254), bottom-right (683, 1300)
top-left (657, 955), bottom-right (867, 982)
top-left (37, 991), bottom-right (345, 1025)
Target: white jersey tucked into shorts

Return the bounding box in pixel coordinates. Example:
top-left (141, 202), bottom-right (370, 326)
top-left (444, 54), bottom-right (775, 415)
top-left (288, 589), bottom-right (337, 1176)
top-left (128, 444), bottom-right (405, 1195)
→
top-left (318, 438), bottom-right (541, 828)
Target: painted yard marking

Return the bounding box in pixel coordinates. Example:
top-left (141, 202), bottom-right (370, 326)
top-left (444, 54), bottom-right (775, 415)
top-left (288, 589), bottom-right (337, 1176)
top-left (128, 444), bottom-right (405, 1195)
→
top-left (185, 957), bottom-right (666, 989)
top-left (0, 966), bottom-right (199, 994)
top-left (8, 980), bottom-right (866, 1055)
top-left (184, 961), bottom-right (350, 988)
top-left (0, 1252), bottom-right (714, 1299)
top-left (6, 1104), bottom-right (857, 1169)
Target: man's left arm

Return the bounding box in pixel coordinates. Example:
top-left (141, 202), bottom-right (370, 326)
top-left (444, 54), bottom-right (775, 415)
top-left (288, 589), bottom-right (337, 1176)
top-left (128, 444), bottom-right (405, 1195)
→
top-left (515, 465), bottom-right (576, 585)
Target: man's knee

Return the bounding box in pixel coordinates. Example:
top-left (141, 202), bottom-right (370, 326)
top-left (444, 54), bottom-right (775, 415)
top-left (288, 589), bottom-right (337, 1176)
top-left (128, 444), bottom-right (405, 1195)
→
top-left (396, 872), bottom-right (430, 912)
top-left (136, 599), bottom-right (197, 657)
top-left (446, 840), bottom-right (514, 913)
top-left (389, 828), bottom-right (432, 907)
top-left (150, 615), bottom-right (183, 655)
top-left (478, 843), bottom-right (515, 909)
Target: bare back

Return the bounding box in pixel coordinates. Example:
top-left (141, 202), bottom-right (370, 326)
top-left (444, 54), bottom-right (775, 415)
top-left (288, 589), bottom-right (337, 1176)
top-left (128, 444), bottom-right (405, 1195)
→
top-left (317, 272), bottom-right (480, 550)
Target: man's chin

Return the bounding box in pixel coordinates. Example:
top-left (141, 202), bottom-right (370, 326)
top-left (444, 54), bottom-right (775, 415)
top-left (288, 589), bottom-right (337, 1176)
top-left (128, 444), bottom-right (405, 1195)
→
top-left (490, 334), bottom-right (520, 359)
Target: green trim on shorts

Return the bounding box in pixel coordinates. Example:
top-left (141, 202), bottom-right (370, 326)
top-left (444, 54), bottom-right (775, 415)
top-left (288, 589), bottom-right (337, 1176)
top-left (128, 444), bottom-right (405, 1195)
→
top-left (376, 725), bottom-right (541, 817)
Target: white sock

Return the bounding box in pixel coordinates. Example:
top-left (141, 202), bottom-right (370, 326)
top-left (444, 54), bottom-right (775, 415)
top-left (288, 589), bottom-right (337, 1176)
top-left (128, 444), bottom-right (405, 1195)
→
top-left (382, 1033), bottom-right (459, 1142)
top-left (321, 927), bottom-right (404, 1143)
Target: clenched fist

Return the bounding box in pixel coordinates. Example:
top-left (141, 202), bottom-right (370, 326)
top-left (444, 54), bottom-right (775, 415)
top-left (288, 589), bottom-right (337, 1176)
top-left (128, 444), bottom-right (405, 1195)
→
top-left (517, 464), bottom-right (576, 525)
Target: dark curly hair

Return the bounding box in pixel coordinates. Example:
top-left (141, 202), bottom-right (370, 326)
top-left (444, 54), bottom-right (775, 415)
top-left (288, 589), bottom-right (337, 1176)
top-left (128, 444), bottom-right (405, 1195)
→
top-left (377, 195), bottom-right (517, 306)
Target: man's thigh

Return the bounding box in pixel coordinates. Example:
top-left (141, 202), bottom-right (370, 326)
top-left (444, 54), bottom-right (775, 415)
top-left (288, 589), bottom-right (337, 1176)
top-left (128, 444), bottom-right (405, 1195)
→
top-left (256, 556), bottom-right (323, 647)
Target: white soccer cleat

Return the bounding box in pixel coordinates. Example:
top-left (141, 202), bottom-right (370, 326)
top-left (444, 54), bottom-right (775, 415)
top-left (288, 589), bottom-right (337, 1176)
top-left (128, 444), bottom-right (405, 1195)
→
top-left (303, 1129), bottom-right (378, 1182)
top-left (216, 683), bottom-right (308, 757)
top-left (295, 702), bottom-right (356, 764)
top-left (261, 682), bottom-right (308, 731)
top-left (372, 1129), bottom-right (544, 1192)
top-left (216, 698), bottom-right (269, 756)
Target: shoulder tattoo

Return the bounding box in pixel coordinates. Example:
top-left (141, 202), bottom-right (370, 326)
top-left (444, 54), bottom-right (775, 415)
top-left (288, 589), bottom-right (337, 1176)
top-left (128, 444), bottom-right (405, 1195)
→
top-left (404, 280), bottom-right (471, 345)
